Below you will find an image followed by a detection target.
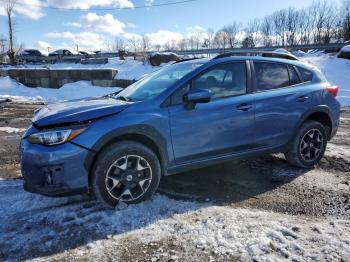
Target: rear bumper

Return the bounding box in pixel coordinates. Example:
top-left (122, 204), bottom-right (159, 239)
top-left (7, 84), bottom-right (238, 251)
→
top-left (20, 139), bottom-right (92, 197)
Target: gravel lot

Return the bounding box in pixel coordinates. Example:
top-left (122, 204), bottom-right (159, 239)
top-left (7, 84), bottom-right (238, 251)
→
top-left (0, 101), bottom-right (349, 261)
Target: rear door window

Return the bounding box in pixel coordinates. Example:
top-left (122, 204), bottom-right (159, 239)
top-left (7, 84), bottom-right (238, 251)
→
top-left (254, 62), bottom-right (290, 91)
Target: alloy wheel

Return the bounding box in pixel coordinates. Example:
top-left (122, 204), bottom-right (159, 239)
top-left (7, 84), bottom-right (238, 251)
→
top-left (299, 129), bottom-right (324, 162)
top-left (105, 155), bottom-right (152, 201)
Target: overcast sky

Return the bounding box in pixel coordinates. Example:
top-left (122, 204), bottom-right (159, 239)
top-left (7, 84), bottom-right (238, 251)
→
top-left (0, 0), bottom-right (342, 52)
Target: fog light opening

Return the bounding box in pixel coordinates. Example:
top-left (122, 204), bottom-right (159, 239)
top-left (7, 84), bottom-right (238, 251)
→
top-left (46, 172), bottom-right (53, 185)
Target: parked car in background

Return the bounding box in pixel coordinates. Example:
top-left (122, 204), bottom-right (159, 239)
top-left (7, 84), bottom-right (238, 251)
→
top-left (21, 54), bottom-right (340, 208)
top-left (16, 49), bottom-right (46, 63)
top-left (79, 51), bottom-right (95, 56)
top-left (48, 49), bottom-right (74, 57)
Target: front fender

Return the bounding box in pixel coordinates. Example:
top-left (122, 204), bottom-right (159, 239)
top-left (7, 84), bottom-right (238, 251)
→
top-left (72, 111), bottom-right (173, 177)
top-left (90, 124), bottom-right (169, 165)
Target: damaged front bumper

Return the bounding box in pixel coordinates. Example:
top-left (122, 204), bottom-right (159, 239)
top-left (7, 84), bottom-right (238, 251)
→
top-left (20, 138), bottom-right (92, 197)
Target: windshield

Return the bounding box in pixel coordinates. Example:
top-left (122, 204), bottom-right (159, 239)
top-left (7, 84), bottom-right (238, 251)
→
top-left (117, 62), bottom-right (204, 101)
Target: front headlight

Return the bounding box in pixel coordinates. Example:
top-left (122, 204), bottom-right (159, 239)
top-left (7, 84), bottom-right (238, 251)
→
top-left (27, 127), bottom-right (87, 146)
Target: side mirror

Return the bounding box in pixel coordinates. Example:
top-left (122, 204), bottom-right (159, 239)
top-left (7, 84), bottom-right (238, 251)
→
top-left (183, 88), bottom-right (211, 104)
top-left (183, 88), bottom-right (211, 110)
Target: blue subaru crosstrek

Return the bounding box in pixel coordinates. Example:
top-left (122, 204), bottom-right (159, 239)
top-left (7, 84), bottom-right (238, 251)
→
top-left (20, 54), bottom-right (340, 208)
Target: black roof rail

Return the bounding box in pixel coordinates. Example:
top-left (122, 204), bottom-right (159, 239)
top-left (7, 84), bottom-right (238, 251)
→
top-left (173, 57), bottom-right (201, 64)
top-left (213, 51), bottom-right (299, 61)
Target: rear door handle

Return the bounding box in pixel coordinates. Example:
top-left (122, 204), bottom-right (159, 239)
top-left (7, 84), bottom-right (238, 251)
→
top-left (297, 96), bottom-right (309, 102)
top-left (237, 103), bottom-right (253, 111)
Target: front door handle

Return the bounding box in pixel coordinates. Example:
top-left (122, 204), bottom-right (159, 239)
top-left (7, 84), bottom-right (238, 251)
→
top-left (297, 96), bottom-right (309, 102)
top-left (237, 103), bottom-right (253, 111)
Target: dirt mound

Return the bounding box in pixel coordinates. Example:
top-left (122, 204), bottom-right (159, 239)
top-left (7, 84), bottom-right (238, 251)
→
top-left (149, 52), bottom-right (180, 66)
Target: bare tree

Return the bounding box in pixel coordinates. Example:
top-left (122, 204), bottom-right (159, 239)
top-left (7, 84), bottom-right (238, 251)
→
top-left (342, 0), bottom-right (350, 41)
top-left (214, 30), bottom-right (229, 50)
top-left (177, 39), bottom-right (187, 51)
top-left (128, 35), bottom-right (141, 59)
top-left (112, 37), bottom-right (125, 52)
top-left (103, 40), bottom-right (113, 52)
top-left (241, 35), bottom-right (255, 48)
top-left (163, 41), bottom-right (172, 51)
top-left (285, 8), bottom-right (299, 46)
top-left (323, 5), bottom-right (338, 44)
top-left (141, 34), bottom-right (151, 52)
top-left (187, 31), bottom-right (203, 50)
top-left (260, 16), bottom-right (273, 46)
top-left (4, 0), bottom-right (17, 64)
top-left (188, 35), bottom-right (195, 50)
top-left (206, 28), bottom-right (215, 49)
top-left (272, 9), bottom-right (287, 46)
top-left (222, 22), bottom-right (241, 48)
top-left (245, 19), bottom-right (261, 47)
top-left (310, 1), bottom-right (328, 44)
top-left (298, 9), bottom-right (313, 45)
top-left (171, 39), bottom-right (178, 50)
top-left (154, 44), bottom-right (161, 51)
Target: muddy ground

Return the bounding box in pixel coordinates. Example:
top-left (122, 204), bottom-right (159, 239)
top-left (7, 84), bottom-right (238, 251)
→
top-left (0, 102), bottom-right (349, 261)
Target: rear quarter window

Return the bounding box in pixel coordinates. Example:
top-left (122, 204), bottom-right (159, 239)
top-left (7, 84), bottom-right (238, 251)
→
top-left (298, 67), bottom-right (314, 82)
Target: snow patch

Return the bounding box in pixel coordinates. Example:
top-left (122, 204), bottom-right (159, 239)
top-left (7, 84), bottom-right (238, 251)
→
top-left (1, 57), bottom-right (165, 81)
top-left (0, 127), bottom-right (26, 133)
top-left (0, 179), bottom-right (349, 261)
top-left (110, 58), bottom-right (166, 80)
top-left (299, 55), bottom-right (350, 106)
top-left (0, 76), bottom-right (121, 102)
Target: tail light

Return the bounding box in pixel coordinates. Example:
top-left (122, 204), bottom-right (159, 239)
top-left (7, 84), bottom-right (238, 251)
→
top-left (325, 85), bottom-right (338, 97)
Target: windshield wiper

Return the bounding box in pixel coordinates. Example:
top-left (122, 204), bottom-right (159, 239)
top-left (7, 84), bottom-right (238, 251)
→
top-left (104, 92), bottom-right (132, 101)
top-left (103, 91), bottom-right (121, 98)
top-left (116, 95), bottom-right (132, 102)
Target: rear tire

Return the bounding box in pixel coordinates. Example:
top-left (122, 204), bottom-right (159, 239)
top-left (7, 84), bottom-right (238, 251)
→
top-left (92, 141), bottom-right (161, 208)
top-left (285, 121), bottom-right (327, 169)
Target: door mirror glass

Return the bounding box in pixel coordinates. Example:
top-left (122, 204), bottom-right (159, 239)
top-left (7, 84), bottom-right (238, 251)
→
top-left (183, 88), bottom-right (212, 105)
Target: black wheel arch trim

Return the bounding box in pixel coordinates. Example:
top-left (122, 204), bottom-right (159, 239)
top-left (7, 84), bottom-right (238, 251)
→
top-left (83, 125), bottom-right (169, 185)
top-left (291, 105), bottom-right (333, 142)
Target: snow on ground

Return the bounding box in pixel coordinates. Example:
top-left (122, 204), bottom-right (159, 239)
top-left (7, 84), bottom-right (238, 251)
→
top-left (0, 127), bottom-right (26, 133)
top-left (0, 179), bottom-right (349, 261)
top-left (0, 57), bottom-right (165, 80)
top-left (300, 55), bottom-right (350, 106)
top-left (109, 58), bottom-right (165, 80)
top-left (0, 76), bottom-right (121, 102)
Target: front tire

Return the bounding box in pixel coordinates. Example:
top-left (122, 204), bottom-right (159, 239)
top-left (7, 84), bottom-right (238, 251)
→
top-left (92, 141), bottom-right (161, 208)
top-left (285, 121), bottom-right (327, 169)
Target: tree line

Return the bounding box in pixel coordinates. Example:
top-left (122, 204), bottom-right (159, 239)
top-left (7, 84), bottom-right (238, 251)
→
top-left (108, 0), bottom-right (350, 52)
top-left (2, 0), bottom-right (350, 63)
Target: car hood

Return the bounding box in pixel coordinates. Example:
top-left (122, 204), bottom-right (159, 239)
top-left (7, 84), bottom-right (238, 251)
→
top-left (32, 97), bottom-right (130, 128)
